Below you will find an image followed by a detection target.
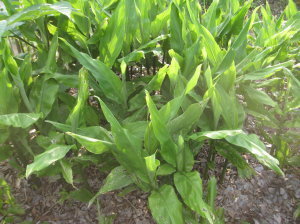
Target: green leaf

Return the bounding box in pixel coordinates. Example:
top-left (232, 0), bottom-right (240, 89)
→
top-left (0, 20), bottom-right (7, 40)
top-left (287, 155), bottom-right (300, 167)
top-left (66, 132), bottom-right (113, 154)
top-left (151, 7), bottom-right (171, 37)
top-left (241, 61), bottom-right (294, 81)
top-left (215, 8), bottom-right (256, 75)
top-left (99, 0), bottom-right (126, 67)
top-left (60, 159), bottom-right (73, 185)
top-left (0, 113), bottom-right (41, 128)
top-left (190, 130), bottom-right (243, 142)
top-left (176, 135), bottom-right (194, 172)
top-left (66, 68), bottom-right (89, 131)
top-left (285, 0), bottom-right (298, 19)
top-left (68, 188), bottom-right (93, 203)
top-left (174, 172), bottom-right (214, 224)
top-left (202, 0), bottom-right (219, 36)
top-left (148, 185), bottom-right (184, 224)
top-left (197, 24), bottom-right (222, 66)
top-left (0, 145), bottom-right (13, 162)
top-left (60, 39), bottom-right (124, 104)
top-left (156, 163), bottom-right (176, 176)
top-left (185, 64), bottom-right (202, 94)
top-left (244, 86), bottom-right (277, 107)
top-left (29, 77), bottom-right (59, 118)
top-left (145, 91), bottom-right (177, 166)
top-left (168, 101), bottom-right (207, 134)
top-left (43, 33), bottom-right (58, 73)
top-left (26, 144), bottom-right (73, 178)
top-left (216, 142), bottom-right (255, 178)
top-left (89, 166), bottom-right (133, 206)
top-left (0, 68), bottom-right (18, 115)
top-left (170, 4), bottom-right (184, 53)
top-left (7, 2), bottom-right (73, 25)
top-left (97, 98), bottom-right (150, 185)
top-left (225, 134), bottom-right (284, 176)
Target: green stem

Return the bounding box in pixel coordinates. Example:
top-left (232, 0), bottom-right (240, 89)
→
top-left (9, 31), bottom-right (37, 49)
top-left (219, 159), bottom-right (228, 184)
top-left (204, 140), bottom-right (215, 179)
top-left (20, 137), bottom-right (35, 157)
top-left (12, 76), bottom-right (34, 113)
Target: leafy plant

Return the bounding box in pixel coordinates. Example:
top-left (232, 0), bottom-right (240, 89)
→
top-left (0, 0), bottom-right (299, 223)
top-left (0, 178), bottom-right (25, 223)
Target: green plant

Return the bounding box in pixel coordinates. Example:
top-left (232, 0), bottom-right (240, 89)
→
top-left (238, 0), bottom-right (300, 166)
top-left (0, 0), bottom-right (299, 223)
top-left (0, 178), bottom-right (25, 223)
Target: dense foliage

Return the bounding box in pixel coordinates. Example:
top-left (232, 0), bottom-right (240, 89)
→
top-left (0, 0), bottom-right (299, 223)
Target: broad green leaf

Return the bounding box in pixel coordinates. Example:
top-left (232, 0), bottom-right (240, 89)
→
top-left (49, 73), bottom-right (78, 88)
top-left (197, 24), bottom-right (222, 66)
top-left (202, 0), bottom-right (219, 36)
top-left (168, 101), bottom-right (207, 134)
top-left (287, 155), bottom-right (300, 167)
top-left (0, 68), bottom-right (18, 115)
top-left (61, 39), bottom-right (124, 104)
top-left (89, 166), bottom-right (133, 206)
top-left (226, 134), bottom-right (284, 176)
top-left (170, 3), bottom-right (184, 53)
top-left (190, 130), bottom-right (243, 142)
top-left (151, 6), bottom-right (171, 36)
top-left (46, 120), bottom-right (72, 132)
top-left (176, 135), bottom-right (194, 172)
top-left (67, 68), bottom-right (89, 131)
top-left (46, 121), bottom-right (112, 140)
top-left (7, 2), bottom-right (73, 25)
top-left (182, 39), bottom-right (202, 79)
top-left (0, 20), bottom-right (7, 40)
top-left (217, 86), bottom-right (242, 129)
top-left (216, 142), bottom-right (255, 178)
top-left (43, 33), bottom-right (58, 73)
top-left (26, 144), bottom-right (73, 178)
top-left (60, 159), bottom-right (73, 185)
top-left (97, 98), bottom-right (150, 185)
top-left (0, 145), bottom-right (13, 162)
top-left (148, 185), bottom-right (184, 224)
top-left (19, 54), bottom-right (32, 85)
top-left (147, 65), bottom-right (169, 91)
top-left (99, 0), bottom-right (125, 67)
top-left (145, 91), bottom-right (177, 166)
top-left (174, 172), bottom-right (214, 223)
top-left (144, 153), bottom-right (160, 181)
top-left (68, 188), bottom-right (93, 203)
top-left (185, 64), bottom-right (202, 94)
top-left (0, 113), bottom-right (41, 128)
top-left (244, 86), bottom-right (277, 107)
top-left (29, 77), bottom-right (59, 118)
top-left (146, 91), bottom-right (171, 143)
top-left (2, 41), bottom-right (33, 112)
top-left (241, 61), bottom-right (294, 81)
top-left (285, 0), bottom-right (298, 19)
top-left (215, 8), bottom-right (256, 75)
top-left (156, 163), bottom-right (176, 176)
top-left (66, 132), bottom-right (113, 154)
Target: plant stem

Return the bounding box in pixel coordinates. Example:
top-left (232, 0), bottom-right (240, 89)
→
top-left (11, 75), bottom-right (34, 113)
top-left (204, 140), bottom-right (215, 179)
top-left (219, 159), bottom-right (228, 184)
top-left (9, 31), bottom-right (37, 49)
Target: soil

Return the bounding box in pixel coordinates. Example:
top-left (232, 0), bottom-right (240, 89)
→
top-left (1, 157), bottom-right (299, 223)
